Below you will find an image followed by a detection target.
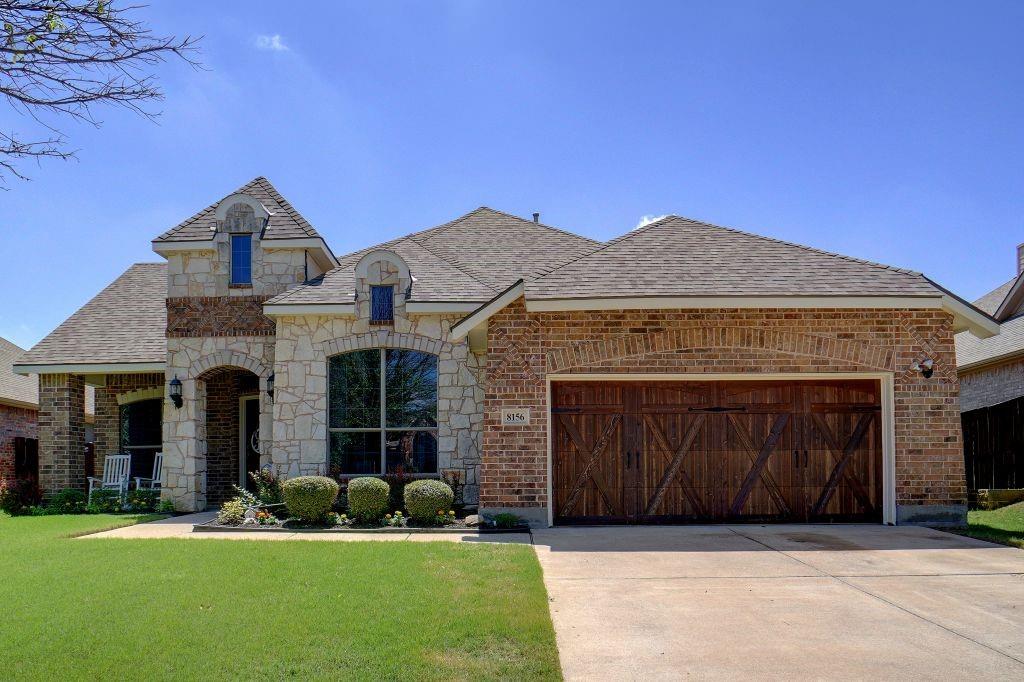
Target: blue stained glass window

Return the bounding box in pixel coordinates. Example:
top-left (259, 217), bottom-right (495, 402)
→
top-left (371, 285), bottom-right (394, 323)
top-left (230, 234), bottom-right (252, 284)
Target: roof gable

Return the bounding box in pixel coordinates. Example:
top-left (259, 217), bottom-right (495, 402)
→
top-left (153, 177), bottom-right (325, 243)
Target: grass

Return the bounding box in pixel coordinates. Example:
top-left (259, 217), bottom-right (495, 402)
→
top-left (0, 514), bottom-right (560, 681)
top-left (959, 501), bottom-right (1024, 548)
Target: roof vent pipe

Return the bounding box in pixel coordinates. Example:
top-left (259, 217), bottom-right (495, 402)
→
top-left (533, 212), bottom-right (540, 223)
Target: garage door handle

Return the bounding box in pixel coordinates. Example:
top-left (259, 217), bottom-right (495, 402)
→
top-left (804, 450), bottom-right (808, 467)
top-left (625, 451), bottom-right (632, 469)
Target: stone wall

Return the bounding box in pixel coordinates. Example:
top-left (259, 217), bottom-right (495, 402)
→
top-left (271, 315), bottom-right (484, 503)
top-left (481, 300), bottom-right (965, 525)
top-left (163, 337), bottom-right (274, 511)
top-left (959, 357), bottom-right (1024, 412)
top-left (164, 202), bottom-right (309, 299)
top-left (0, 404), bottom-right (37, 481)
top-left (37, 373), bottom-right (86, 493)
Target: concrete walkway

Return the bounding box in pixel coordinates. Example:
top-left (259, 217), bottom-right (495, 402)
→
top-left (80, 512), bottom-right (530, 544)
top-left (532, 524), bottom-right (1024, 681)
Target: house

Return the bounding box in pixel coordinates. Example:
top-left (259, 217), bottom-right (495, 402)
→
top-left (1, 337), bottom-right (94, 483)
top-left (14, 177), bottom-right (998, 525)
top-left (955, 243), bottom-right (1024, 492)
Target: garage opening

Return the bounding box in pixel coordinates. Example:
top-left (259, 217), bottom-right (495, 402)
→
top-left (552, 379), bottom-right (883, 525)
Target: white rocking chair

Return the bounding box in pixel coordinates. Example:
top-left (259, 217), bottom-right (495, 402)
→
top-left (88, 453), bottom-right (131, 504)
top-left (134, 452), bottom-right (164, 491)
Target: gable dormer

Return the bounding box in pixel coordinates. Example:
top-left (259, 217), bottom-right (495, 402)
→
top-left (152, 177), bottom-right (337, 299)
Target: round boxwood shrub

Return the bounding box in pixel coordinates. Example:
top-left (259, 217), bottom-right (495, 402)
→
top-left (404, 479), bottom-right (454, 523)
top-left (347, 477), bottom-right (390, 522)
top-left (281, 476), bottom-right (339, 523)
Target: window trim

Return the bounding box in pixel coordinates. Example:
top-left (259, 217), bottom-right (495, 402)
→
top-left (230, 233), bottom-right (253, 285)
top-left (327, 349), bottom-right (439, 476)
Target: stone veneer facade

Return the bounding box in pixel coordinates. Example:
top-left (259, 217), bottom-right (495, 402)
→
top-left (958, 357), bottom-right (1024, 413)
top-left (0, 404), bottom-right (37, 481)
top-left (480, 300), bottom-right (966, 525)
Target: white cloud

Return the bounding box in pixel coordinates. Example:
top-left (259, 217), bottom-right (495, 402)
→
top-left (255, 34), bottom-right (288, 52)
top-left (634, 214), bottom-right (669, 230)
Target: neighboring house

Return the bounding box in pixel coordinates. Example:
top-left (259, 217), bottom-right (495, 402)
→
top-left (14, 177), bottom-right (998, 525)
top-left (955, 244), bottom-right (1024, 491)
top-left (1, 337), bottom-right (93, 483)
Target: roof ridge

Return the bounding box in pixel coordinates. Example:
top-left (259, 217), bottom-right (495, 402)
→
top-left (474, 206), bottom-right (603, 246)
top-left (409, 236), bottom-right (499, 293)
top-left (529, 215), bottom-right (675, 282)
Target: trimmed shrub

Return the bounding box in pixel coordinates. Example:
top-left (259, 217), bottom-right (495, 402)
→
top-left (48, 488), bottom-right (87, 514)
top-left (282, 476), bottom-right (339, 523)
top-left (0, 478), bottom-right (41, 516)
top-left (346, 477), bottom-right (390, 523)
top-left (403, 479), bottom-right (454, 523)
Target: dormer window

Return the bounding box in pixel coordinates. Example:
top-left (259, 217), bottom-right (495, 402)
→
top-left (370, 285), bottom-right (394, 324)
top-left (231, 234), bottom-right (252, 285)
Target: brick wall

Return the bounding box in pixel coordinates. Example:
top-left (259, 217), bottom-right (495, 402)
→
top-left (958, 358), bottom-right (1024, 413)
top-left (0, 404), bottom-right (37, 481)
top-left (167, 296), bottom-right (274, 337)
top-left (203, 368), bottom-right (259, 506)
top-left (38, 373), bottom-right (86, 492)
top-left (93, 373), bottom-right (166, 461)
top-left (481, 300), bottom-right (964, 523)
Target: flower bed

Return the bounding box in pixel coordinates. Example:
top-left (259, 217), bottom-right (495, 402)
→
top-left (204, 471), bottom-right (530, 534)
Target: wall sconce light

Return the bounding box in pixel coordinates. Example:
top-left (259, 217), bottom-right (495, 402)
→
top-left (911, 358), bottom-right (934, 379)
top-left (267, 372), bottom-right (275, 402)
top-left (169, 375), bottom-right (183, 408)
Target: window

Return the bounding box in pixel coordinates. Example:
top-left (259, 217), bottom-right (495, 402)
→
top-left (119, 398), bottom-right (163, 480)
top-left (328, 349), bottom-right (438, 475)
top-left (230, 234), bottom-right (252, 284)
top-left (370, 285), bottom-right (394, 324)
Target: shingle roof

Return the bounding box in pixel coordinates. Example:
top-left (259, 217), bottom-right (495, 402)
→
top-left (973, 276), bottom-right (1016, 316)
top-left (16, 264), bottom-right (167, 367)
top-left (153, 177), bottom-right (324, 243)
top-left (956, 273), bottom-right (1024, 370)
top-left (956, 314), bottom-right (1024, 370)
top-left (0, 337), bottom-right (38, 407)
top-left (268, 207), bottom-right (601, 305)
top-left (526, 215), bottom-right (939, 299)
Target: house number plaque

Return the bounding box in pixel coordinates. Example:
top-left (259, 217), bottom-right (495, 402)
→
top-left (501, 408), bottom-right (531, 425)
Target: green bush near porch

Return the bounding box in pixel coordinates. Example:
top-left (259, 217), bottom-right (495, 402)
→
top-left (0, 513), bottom-right (560, 680)
top-left (281, 475), bottom-right (339, 522)
top-left (404, 479), bottom-right (455, 523)
top-left (346, 476), bottom-right (390, 522)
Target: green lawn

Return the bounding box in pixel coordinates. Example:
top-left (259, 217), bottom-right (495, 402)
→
top-left (0, 514), bottom-right (560, 681)
top-left (962, 501), bottom-right (1024, 548)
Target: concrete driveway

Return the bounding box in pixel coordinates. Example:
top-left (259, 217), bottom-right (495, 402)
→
top-left (532, 525), bottom-right (1024, 680)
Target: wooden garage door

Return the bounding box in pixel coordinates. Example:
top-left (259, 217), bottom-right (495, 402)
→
top-left (552, 380), bottom-right (883, 524)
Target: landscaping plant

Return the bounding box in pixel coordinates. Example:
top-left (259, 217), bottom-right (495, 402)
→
top-left (0, 478), bottom-right (41, 516)
top-left (126, 489), bottom-right (161, 513)
top-left (217, 498), bottom-right (247, 525)
top-left (281, 475), bottom-right (339, 523)
top-left (86, 489), bottom-right (122, 514)
top-left (249, 467), bottom-right (283, 504)
top-left (346, 477), bottom-right (390, 523)
top-left (46, 488), bottom-right (87, 514)
top-left (403, 479), bottom-right (454, 524)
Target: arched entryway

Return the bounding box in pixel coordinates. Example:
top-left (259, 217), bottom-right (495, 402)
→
top-left (196, 366), bottom-right (264, 508)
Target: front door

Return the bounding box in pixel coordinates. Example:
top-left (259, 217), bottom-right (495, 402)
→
top-left (240, 396), bottom-right (261, 491)
top-left (552, 380), bottom-right (883, 525)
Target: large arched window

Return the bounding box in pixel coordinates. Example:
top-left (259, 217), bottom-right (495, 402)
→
top-left (328, 349), bottom-right (438, 475)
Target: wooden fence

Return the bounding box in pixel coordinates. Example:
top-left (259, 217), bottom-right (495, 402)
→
top-left (962, 396), bottom-right (1024, 491)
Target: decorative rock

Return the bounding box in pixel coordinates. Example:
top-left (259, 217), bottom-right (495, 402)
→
top-left (464, 514), bottom-right (481, 527)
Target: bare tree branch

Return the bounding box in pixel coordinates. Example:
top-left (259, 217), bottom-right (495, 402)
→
top-left (0, 0), bottom-right (201, 183)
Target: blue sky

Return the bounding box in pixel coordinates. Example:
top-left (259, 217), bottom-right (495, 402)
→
top-left (1, 1), bottom-right (1022, 349)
